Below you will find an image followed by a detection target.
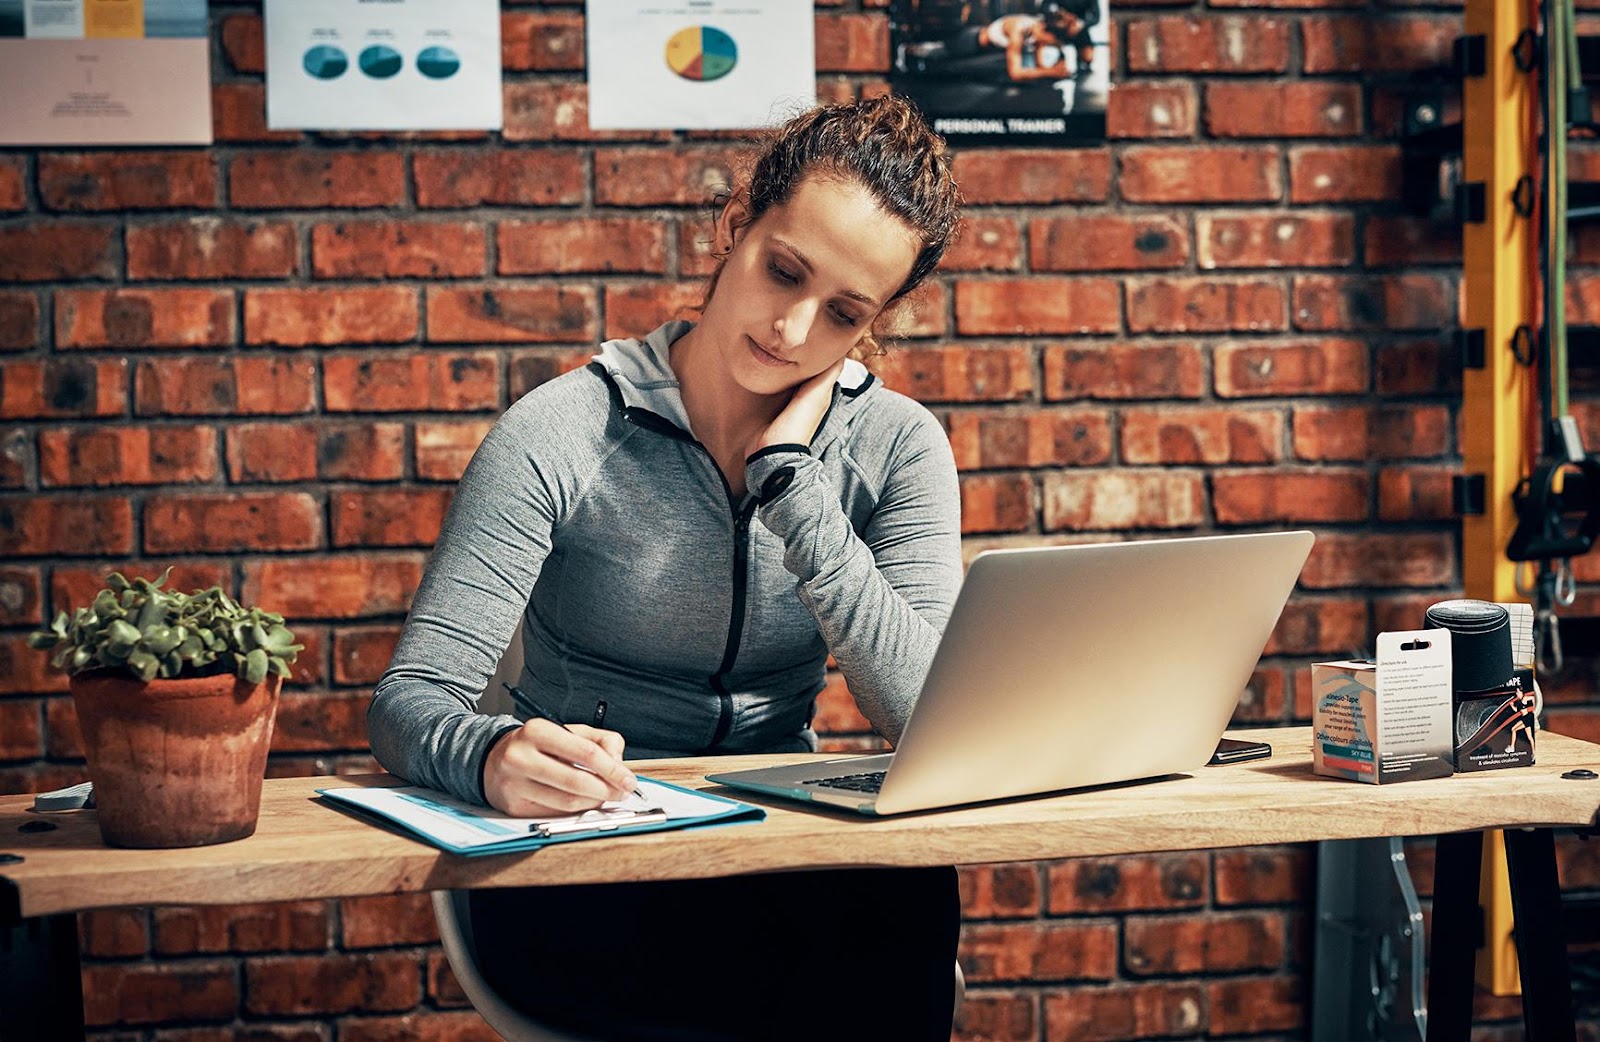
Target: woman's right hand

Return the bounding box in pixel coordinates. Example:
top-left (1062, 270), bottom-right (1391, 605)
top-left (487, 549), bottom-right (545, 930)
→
top-left (482, 719), bottom-right (639, 817)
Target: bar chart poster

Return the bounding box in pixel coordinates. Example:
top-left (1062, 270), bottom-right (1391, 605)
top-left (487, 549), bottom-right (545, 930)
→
top-left (586, 1), bottom-right (814, 130)
top-left (264, 0), bottom-right (501, 131)
top-left (0, 0), bottom-right (212, 145)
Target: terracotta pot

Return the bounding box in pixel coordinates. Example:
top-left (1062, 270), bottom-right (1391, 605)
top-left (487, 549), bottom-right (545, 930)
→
top-left (69, 670), bottom-right (282, 849)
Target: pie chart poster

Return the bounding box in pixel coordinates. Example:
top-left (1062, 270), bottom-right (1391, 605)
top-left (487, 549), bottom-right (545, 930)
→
top-left (586, 1), bottom-right (815, 131)
top-left (264, 0), bottom-right (501, 131)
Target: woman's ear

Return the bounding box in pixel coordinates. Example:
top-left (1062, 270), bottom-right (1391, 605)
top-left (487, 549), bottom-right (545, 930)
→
top-left (713, 188), bottom-right (752, 256)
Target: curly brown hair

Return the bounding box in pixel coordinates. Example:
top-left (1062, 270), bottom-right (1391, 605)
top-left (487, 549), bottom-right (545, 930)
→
top-left (700, 94), bottom-right (962, 358)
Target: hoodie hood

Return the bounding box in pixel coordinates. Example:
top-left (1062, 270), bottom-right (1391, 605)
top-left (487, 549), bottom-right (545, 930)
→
top-left (591, 320), bottom-right (877, 453)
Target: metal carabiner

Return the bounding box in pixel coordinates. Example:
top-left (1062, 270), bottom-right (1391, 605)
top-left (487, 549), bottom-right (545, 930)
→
top-left (1557, 558), bottom-right (1578, 607)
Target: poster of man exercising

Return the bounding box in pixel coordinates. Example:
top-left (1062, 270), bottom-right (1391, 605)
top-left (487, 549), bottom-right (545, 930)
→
top-left (890, 0), bottom-right (1108, 144)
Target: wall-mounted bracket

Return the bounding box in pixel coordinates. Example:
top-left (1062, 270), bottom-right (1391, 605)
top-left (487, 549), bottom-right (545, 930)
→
top-left (1455, 34), bottom-right (1487, 77)
top-left (1454, 473), bottom-right (1487, 516)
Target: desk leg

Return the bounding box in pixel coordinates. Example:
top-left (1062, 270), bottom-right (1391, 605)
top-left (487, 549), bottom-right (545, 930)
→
top-left (1424, 830), bottom-right (1482, 1042)
top-left (0, 913), bottom-right (85, 1042)
top-left (1502, 827), bottom-right (1576, 1042)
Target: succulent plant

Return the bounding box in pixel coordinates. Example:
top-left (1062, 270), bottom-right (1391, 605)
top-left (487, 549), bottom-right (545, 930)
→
top-left (28, 569), bottom-right (302, 685)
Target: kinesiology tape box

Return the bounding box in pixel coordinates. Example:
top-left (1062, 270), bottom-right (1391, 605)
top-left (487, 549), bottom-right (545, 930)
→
top-left (1312, 629), bottom-right (1454, 784)
top-left (1453, 666), bottom-right (1537, 772)
top-left (1424, 599), bottom-right (1538, 773)
top-left (1456, 602), bottom-right (1537, 773)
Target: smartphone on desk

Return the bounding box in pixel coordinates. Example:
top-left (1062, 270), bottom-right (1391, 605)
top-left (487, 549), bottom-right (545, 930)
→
top-left (1208, 737), bottom-right (1272, 765)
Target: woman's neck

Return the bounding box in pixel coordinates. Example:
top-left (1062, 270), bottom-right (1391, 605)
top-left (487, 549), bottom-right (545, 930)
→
top-left (671, 325), bottom-right (785, 453)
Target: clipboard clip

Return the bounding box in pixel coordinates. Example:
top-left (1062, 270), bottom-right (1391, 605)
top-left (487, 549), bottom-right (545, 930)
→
top-left (531, 806), bottom-right (669, 838)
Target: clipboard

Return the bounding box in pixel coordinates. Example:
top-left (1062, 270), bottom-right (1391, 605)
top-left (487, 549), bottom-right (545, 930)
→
top-left (317, 776), bottom-right (763, 856)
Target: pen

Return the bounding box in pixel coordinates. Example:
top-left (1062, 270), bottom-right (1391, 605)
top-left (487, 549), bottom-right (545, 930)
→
top-left (504, 683), bottom-right (647, 801)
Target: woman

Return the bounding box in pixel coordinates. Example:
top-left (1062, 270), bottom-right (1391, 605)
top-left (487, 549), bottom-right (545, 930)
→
top-left (369, 95), bottom-right (964, 1041)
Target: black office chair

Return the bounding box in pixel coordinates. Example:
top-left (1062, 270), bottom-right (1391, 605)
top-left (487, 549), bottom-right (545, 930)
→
top-left (433, 886), bottom-right (599, 1041)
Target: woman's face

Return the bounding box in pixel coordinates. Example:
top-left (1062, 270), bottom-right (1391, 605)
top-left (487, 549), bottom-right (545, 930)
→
top-left (697, 174), bottom-right (921, 396)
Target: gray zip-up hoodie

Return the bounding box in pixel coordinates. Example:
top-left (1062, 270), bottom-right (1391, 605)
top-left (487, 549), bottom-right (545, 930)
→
top-left (367, 320), bottom-right (963, 805)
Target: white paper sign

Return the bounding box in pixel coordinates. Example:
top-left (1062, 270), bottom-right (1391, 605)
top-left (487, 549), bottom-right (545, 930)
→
top-left (0, 0), bottom-right (213, 146)
top-left (586, 1), bottom-right (815, 130)
top-left (265, 0), bottom-right (501, 131)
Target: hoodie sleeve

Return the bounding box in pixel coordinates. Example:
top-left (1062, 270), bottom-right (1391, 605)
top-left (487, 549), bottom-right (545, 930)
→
top-left (366, 407), bottom-right (559, 805)
top-left (745, 406), bottom-right (962, 744)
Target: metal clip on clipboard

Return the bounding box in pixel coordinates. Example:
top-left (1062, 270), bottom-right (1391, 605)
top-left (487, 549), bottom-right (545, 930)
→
top-left (530, 805), bottom-right (670, 838)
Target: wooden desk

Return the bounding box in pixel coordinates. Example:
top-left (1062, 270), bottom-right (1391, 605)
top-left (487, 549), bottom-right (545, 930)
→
top-left (4, 726), bottom-right (1599, 1040)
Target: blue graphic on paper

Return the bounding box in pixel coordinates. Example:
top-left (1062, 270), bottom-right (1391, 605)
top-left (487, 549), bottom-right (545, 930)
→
top-left (144, 0), bottom-right (207, 38)
top-left (416, 45), bottom-right (459, 79)
top-left (396, 792), bottom-right (520, 836)
top-left (302, 44), bottom-right (348, 79)
top-left (359, 43), bottom-right (402, 78)
top-left (0, 0), bottom-right (23, 37)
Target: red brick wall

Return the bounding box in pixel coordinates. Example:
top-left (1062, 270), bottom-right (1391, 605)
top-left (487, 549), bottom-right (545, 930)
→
top-left (3, 1), bottom-right (1598, 1038)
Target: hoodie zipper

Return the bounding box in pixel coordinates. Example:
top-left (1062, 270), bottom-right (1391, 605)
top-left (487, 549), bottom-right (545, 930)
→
top-left (707, 499), bottom-right (756, 748)
top-left (618, 402), bottom-right (753, 750)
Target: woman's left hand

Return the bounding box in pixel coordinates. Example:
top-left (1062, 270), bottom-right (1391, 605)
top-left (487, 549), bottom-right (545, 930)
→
top-left (745, 357), bottom-right (846, 459)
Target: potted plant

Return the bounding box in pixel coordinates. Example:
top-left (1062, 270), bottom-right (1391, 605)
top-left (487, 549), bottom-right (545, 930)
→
top-left (27, 569), bottom-right (301, 849)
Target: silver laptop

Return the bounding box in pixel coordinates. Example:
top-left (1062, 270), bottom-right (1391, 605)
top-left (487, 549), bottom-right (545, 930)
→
top-left (705, 530), bottom-right (1314, 816)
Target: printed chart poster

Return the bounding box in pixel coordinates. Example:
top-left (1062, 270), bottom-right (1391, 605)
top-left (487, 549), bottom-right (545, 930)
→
top-left (889, 0), bottom-right (1109, 145)
top-left (586, 2), bottom-right (815, 131)
top-left (0, 0), bottom-right (212, 145)
top-left (265, 0), bottom-right (501, 131)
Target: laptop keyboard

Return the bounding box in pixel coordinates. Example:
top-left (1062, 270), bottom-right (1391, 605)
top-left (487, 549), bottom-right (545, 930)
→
top-left (805, 771), bottom-right (886, 793)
